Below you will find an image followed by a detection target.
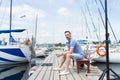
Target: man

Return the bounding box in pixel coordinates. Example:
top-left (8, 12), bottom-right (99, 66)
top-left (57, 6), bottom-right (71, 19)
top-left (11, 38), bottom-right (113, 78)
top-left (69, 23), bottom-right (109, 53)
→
top-left (53, 31), bottom-right (84, 75)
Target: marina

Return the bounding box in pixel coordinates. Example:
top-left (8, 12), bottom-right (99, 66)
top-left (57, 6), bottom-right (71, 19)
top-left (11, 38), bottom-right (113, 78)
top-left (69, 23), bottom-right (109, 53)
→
top-left (0, 0), bottom-right (120, 80)
top-left (28, 50), bottom-right (119, 80)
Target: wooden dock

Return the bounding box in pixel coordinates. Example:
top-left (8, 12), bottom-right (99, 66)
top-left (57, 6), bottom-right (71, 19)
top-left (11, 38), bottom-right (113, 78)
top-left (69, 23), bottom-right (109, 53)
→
top-left (28, 51), bottom-right (106, 80)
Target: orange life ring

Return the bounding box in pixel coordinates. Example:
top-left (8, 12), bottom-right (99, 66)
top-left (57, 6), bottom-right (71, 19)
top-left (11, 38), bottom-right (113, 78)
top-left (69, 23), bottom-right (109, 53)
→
top-left (25, 38), bottom-right (30, 45)
top-left (96, 45), bottom-right (106, 56)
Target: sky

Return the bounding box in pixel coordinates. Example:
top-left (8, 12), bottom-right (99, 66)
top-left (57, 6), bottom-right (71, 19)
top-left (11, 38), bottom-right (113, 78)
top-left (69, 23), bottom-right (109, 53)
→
top-left (0, 0), bottom-right (120, 44)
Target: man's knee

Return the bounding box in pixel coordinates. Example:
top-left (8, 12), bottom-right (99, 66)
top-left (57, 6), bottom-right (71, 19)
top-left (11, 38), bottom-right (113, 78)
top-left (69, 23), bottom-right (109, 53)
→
top-left (62, 54), bottom-right (66, 59)
top-left (66, 54), bottom-right (72, 58)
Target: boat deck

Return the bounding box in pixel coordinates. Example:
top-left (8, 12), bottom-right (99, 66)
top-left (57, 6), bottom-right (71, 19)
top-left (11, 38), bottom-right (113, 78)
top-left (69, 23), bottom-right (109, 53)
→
top-left (28, 51), bottom-right (108, 80)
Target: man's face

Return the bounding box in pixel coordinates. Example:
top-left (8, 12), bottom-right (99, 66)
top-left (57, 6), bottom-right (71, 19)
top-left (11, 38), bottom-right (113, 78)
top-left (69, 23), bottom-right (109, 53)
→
top-left (65, 32), bottom-right (71, 40)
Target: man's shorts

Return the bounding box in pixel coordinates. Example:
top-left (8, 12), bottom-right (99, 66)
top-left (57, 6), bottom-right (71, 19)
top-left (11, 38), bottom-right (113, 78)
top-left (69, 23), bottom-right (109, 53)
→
top-left (72, 53), bottom-right (84, 60)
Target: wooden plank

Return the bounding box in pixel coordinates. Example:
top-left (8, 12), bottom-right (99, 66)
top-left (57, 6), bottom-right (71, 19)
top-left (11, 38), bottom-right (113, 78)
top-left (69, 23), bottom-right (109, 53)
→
top-left (69, 67), bottom-right (82, 80)
top-left (35, 66), bottom-right (48, 80)
top-left (42, 54), bottom-right (54, 80)
top-left (49, 68), bottom-right (54, 80)
top-left (57, 56), bottom-right (67, 80)
top-left (49, 58), bottom-right (55, 80)
top-left (78, 65), bottom-right (106, 80)
top-left (53, 55), bottom-right (60, 80)
top-left (66, 69), bottom-right (75, 80)
top-left (67, 59), bottom-right (82, 80)
top-left (59, 71), bottom-right (67, 80)
top-left (35, 54), bottom-right (53, 80)
top-left (62, 59), bottom-right (74, 80)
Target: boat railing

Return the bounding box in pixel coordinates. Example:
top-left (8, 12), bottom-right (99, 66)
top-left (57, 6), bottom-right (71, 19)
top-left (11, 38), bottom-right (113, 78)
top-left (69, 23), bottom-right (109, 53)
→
top-left (0, 38), bottom-right (31, 48)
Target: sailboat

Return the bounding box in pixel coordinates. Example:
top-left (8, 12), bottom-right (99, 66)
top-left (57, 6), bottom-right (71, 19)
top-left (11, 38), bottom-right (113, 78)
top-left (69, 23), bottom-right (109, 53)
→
top-left (0, 0), bottom-right (34, 65)
top-left (33, 15), bottom-right (49, 57)
top-left (90, 44), bottom-right (120, 63)
top-left (87, 0), bottom-right (120, 63)
top-left (0, 29), bottom-right (33, 65)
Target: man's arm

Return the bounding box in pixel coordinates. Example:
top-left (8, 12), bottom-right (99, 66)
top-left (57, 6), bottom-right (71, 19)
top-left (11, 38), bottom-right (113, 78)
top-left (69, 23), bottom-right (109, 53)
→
top-left (63, 46), bottom-right (74, 54)
top-left (56, 46), bottom-right (74, 57)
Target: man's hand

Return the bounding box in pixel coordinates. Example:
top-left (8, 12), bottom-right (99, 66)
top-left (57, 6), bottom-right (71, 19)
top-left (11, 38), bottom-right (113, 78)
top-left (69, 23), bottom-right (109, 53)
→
top-left (56, 53), bottom-right (63, 57)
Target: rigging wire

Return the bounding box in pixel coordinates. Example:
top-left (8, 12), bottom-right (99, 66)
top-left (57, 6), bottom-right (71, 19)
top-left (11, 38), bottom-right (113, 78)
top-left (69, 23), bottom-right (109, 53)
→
top-left (99, 0), bottom-right (118, 43)
top-left (95, 0), bottom-right (105, 29)
top-left (79, 0), bottom-right (92, 39)
top-left (81, 9), bottom-right (84, 37)
top-left (94, 0), bottom-right (112, 41)
top-left (0, 0), bottom-right (2, 7)
top-left (0, 0), bottom-right (8, 27)
top-left (85, 0), bottom-right (100, 41)
top-left (109, 1), bottom-right (114, 13)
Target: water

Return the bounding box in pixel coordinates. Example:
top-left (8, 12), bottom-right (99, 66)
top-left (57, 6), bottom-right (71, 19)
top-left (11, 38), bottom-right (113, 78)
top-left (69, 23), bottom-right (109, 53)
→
top-left (0, 58), bottom-right (45, 80)
top-left (0, 63), bottom-right (29, 80)
top-left (92, 62), bottom-right (120, 77)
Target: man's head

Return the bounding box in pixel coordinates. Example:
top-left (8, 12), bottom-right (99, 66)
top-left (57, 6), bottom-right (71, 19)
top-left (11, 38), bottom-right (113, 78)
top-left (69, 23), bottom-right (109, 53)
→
top-left (64, 31), bottom-right (71, 40)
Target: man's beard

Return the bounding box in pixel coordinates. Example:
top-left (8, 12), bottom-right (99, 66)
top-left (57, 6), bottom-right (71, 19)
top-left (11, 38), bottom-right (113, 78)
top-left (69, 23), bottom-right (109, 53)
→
top-left (66, 37), bottom-right (70, 40)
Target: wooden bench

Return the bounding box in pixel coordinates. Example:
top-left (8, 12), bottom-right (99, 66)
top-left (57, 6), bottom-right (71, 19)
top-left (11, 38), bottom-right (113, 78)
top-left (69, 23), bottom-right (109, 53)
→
top-left (73, 52), bottom-right (90, 73)
top-left (74, 58), bottom-right (90, 73)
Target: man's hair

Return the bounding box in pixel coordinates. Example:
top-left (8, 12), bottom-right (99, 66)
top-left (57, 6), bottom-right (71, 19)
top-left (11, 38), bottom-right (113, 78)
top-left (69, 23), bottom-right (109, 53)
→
top-left (64, 31), bottom-right (71, 34)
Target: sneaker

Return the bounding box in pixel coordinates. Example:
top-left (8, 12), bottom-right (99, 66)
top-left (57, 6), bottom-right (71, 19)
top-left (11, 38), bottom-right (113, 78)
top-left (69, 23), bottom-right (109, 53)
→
top-left (53, 67), bottom-right (62, 71)
top-left (59, 71), bottom-right (69, 75)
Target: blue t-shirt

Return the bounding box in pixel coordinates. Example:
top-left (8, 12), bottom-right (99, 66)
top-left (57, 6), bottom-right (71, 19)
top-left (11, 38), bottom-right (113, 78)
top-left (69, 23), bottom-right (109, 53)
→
top-left (66, 38), bottom-right (84, 55)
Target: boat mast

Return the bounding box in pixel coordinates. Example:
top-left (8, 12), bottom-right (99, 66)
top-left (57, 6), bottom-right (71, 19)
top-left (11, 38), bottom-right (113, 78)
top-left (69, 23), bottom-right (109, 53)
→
top-left (9, 0), bottom-right (12, 44)
top-left (35, 14), bottom-right (38, 45)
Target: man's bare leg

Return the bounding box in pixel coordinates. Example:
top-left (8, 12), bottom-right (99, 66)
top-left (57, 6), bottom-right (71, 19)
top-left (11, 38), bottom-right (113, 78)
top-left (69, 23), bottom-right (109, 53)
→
top-left (64, 53), bottom-right (72, 72)
top-left (55, 53), bottom-right (66, 68)
top-left (59, 55), bottom-right (66, 68)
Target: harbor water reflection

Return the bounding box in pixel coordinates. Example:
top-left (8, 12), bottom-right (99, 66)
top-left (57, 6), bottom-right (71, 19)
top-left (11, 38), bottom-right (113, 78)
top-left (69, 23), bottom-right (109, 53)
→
top-left (0, 57), bottom-right (45, 80)
top-left (0, 63), bottom-right (29, 80)
top-left (92, 62), bottom-right (120, 76)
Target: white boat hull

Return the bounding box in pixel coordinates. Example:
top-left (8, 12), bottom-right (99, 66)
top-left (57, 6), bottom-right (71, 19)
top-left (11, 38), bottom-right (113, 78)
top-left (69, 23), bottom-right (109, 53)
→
top-left (91, 52), bottom-right (120, 63)
top-left (0, 45), bottom-right (32, 65)
top-left (34, 47), bottom-right (48, 57)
